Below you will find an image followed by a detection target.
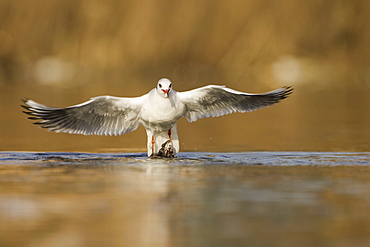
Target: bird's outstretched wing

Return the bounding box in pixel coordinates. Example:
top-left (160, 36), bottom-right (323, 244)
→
top-left (178, 85), bottom-right (293, 122)
top-left (21, 95), bottom-right (146, 136)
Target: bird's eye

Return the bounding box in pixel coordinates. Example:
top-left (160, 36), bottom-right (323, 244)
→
top-left (159, 84), bottom-right (162, 88)
top-left (169, 84), bottom-right (172, 88)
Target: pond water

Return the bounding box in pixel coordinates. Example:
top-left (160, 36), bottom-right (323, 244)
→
top-left (1, 151), bottom-right (370, 247)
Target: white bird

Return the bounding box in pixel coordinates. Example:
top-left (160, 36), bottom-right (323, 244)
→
top-left (22, 78), bottom-right (293, 157)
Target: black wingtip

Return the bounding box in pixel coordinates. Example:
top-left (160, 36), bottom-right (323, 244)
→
top-left (21, 98), bottom-right (30, 104)
top-left (20, 98), bottom-right (32, 112)
top-left (27, 116), bottom-right (42, 120)
top-left (21, 99), bottom-right (32, 119)
top-left (21, 105), bottom-right (30, 111)
top-left (282, 86), bottom-right (294, 98)
top-left (22, 110), bottom-right (32, 115)
top-left (285, 86), bottom-right (294, 92)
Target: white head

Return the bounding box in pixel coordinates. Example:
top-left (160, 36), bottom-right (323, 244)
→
top-left (156, 78), bottom-right (172, 98)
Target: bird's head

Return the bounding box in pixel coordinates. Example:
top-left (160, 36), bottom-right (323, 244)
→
top-left (156, 78), bottom-right (172, 98)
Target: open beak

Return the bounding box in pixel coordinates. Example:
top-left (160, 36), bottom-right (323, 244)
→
top-left (162, 89), bottom-right (170, 95)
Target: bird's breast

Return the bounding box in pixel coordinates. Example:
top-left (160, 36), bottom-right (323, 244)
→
top-left (139, 95), bottom-right (186, 131)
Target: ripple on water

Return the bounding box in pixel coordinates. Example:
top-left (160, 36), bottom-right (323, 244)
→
top-left (0, 151), bottom-right (369, 166)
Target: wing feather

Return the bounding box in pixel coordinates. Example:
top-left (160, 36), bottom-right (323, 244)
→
top-left (178, 85), bottom-right (293, 122)
top-left (22, 95), bottom-right (145, 136)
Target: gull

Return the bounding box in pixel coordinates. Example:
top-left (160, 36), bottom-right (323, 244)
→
top-left (22, 78), bottom-right (293, 157)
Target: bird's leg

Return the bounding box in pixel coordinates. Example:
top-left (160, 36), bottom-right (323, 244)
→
top-left (151, 136), bottom-right (155, 157)
top-left (168, 129), bottom-right (172, 141)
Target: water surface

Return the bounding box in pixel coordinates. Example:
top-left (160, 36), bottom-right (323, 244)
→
top-left (1, 152), bottom-right (370, 247)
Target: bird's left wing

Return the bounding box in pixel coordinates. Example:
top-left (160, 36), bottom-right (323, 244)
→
top-left (177, 85), bottom-right (293, 122)
top-left (22, 95), bottom-right (146, 136)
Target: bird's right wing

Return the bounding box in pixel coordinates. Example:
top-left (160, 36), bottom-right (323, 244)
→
top-left (22, 95), bottom-right (146, 136)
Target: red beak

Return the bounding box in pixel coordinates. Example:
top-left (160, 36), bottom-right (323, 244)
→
top-left (162, 89), bottom-right (170, 94)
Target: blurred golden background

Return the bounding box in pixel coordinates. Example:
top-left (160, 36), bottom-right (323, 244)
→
top-left (0, 0), bottom-right (369, 152)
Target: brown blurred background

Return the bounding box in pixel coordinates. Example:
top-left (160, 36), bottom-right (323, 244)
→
top-left (0, 0), bottom-right (369, 152)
